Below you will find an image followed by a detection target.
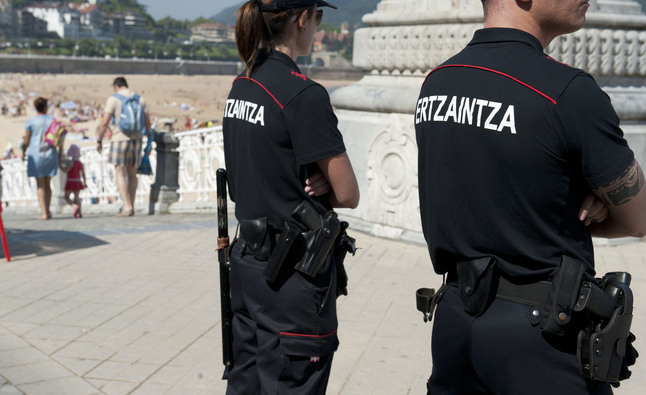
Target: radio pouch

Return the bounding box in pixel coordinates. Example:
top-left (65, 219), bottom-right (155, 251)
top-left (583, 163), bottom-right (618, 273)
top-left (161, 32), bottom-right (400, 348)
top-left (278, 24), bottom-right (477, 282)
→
top-left (457, 257), bottom-right (496, 317)
top-left (239, 217), bottom-right (272, 261)
top-left (263, 222), bottom-right (300, 282)
top-left (540, 256), bottom-right (586, 339)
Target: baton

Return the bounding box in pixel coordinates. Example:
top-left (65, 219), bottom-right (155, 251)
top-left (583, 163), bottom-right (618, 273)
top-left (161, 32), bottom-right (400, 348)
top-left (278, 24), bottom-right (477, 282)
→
top-left (216, 168), bottom-right (233, 368)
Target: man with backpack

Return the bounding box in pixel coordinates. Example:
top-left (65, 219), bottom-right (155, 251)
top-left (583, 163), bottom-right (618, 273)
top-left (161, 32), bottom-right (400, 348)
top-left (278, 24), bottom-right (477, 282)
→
top-left (96, 76), bottom-right (151, 217)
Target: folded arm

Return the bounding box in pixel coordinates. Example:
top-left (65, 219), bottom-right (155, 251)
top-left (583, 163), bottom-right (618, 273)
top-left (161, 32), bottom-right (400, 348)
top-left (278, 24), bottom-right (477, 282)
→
top-left (315, 152), bottom-right (360, 209)
top-left (583, 160), bottom-right (646, 238)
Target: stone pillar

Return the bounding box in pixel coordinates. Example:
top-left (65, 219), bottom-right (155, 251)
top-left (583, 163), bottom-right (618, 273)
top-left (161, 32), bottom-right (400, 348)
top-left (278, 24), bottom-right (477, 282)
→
top-left (331, 0), bottom-right (646, 242)
top-left (149, 132), bottom-right (180, 214)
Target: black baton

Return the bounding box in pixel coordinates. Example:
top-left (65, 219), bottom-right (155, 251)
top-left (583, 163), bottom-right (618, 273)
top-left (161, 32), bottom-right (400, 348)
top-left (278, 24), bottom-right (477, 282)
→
top-left (216, 168), bottom-right (234, 369)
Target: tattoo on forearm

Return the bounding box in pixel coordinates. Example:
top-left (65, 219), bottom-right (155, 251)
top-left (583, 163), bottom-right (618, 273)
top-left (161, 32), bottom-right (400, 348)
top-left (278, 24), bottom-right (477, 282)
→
top-left (595, 160), bottom-right (645, 206)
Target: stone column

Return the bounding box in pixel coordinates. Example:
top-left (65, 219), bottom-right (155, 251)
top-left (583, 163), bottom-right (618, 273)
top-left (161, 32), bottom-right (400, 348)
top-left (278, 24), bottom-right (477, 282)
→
top-left (149, 132), bottom-right (180, 214)
top-left (331, 0), bottom-right (646, 242)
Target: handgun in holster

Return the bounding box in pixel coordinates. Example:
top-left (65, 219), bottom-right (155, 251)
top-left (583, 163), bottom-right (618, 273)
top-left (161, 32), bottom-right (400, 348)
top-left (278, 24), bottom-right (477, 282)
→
top-left (575, 272), bottom-right (637, 384)
top-left (292, 200), bottom-right (341, 278)
top-left (541, 257), bottom-right (638, 384)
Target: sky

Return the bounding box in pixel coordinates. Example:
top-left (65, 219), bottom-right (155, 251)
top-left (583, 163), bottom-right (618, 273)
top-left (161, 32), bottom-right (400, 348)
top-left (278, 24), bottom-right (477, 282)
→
top-left (138, 0), bottom-right (242, 21)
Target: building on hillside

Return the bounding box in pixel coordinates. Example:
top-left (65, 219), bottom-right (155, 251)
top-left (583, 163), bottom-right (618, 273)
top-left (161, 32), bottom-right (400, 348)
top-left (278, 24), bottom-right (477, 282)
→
top-left (18, 10), bottom-right (49, 39)
top-left (189, 23), bottom-right (235, 44)
top-left (69, 3), bottom-right (111, 40)
top-left (25, 3), bottom-right (81, 39)
top-left (102, 11), bottom-right (153, 41)
top-left (313, 29), bottom-right (349, 52)
top-left (0, 0), bottom-right (16, 38)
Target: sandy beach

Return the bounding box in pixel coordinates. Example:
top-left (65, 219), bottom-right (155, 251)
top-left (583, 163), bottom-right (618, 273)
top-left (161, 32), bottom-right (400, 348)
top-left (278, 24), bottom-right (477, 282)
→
top-left (1, 73), bottom-right (352, 157)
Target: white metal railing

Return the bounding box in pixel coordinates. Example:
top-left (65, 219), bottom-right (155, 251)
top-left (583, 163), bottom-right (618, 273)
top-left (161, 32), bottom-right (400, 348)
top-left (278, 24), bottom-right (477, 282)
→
top-left (1, 126), bottom-right (226, 211)
top-left (0, 157), bottom-right (38, 207)
top-left (0, 138), bottom-right (156, 211)
top-left (175, 126), bottom-right (224, 203)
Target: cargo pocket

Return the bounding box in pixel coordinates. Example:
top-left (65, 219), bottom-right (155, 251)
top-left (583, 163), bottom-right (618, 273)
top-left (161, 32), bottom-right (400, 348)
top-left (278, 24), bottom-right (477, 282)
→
top-left (276, 331), bottom-right (339, 392)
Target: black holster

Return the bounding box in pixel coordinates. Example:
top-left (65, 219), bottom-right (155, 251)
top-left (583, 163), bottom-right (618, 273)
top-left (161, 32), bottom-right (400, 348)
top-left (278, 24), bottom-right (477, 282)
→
top-left (575, 272), bottom-right (637, 384)
top-left (539, 257), bottom-right (638, 384)
top-left (293, 201), bottom-right (341, 278)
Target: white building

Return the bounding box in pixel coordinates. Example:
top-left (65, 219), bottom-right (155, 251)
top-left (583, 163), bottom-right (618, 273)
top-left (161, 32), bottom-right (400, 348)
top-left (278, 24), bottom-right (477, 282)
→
top-left (190, 23), bottom-right (235, 44)
top-left (26, 3), bottom-right (81, 39)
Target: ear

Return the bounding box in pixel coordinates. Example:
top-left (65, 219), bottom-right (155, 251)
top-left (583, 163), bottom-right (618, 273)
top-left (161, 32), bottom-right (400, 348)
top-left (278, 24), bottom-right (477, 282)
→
top-left (296, 9), bottom-right (309, 32)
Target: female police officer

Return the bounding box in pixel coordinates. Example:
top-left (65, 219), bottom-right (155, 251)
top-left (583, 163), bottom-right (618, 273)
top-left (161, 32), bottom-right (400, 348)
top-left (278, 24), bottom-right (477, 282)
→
top-left (222, 1), bottom-right (359, 394)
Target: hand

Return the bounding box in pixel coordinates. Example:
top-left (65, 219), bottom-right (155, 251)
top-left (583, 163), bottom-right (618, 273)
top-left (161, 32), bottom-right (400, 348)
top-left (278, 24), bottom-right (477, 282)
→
top-left (304, 171), bottom-right (331, 197)
top-left (97, 141), bottom-right (103, 154)
top-left (579, 193), bottom-right (609, 226)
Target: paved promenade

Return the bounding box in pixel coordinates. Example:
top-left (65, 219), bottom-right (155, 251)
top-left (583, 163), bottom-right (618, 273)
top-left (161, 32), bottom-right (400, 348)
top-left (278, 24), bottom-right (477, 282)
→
top-left (0, 210), bottom-right (644, 395)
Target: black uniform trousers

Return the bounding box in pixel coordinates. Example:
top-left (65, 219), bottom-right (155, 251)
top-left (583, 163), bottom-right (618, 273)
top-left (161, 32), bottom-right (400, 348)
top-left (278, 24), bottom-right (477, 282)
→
top-left (226, 239), bottom-right (339, 395)
top-left (427, 286), bottom-right (613, 395)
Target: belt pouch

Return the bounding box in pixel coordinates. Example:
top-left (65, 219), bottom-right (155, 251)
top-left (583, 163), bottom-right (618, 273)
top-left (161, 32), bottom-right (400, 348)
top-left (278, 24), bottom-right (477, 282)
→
top-left (239, 217), bottom-right (272, 261)
top-left (457, 257), bottom-right (496, 316)
top-left (294, 212), bottom-right (341, 278)
top-left (263, 222), bottom-right (299, 282)
top-left (540, 255), bottom-right (586, 338)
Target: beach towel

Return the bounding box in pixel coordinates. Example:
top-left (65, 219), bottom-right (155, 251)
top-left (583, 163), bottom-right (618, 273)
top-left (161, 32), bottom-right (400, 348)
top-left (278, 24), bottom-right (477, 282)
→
top-left (137, 153), bottom-right (153, 175)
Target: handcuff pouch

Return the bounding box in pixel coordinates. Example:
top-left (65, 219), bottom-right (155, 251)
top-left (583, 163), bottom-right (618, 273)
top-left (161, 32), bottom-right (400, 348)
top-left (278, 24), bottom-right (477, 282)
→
top-left (457, 257), bottom-right (496, 316)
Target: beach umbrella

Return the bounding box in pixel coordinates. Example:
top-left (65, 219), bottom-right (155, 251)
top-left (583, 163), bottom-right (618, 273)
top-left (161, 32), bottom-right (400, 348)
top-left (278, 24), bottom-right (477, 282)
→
top-left (60, 101), bottom-right (78, 110)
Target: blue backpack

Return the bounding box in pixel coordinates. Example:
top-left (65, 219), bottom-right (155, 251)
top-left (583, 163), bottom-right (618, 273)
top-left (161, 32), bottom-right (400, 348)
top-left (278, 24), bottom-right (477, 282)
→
top-left (114, 93), bottom-right (145, 135)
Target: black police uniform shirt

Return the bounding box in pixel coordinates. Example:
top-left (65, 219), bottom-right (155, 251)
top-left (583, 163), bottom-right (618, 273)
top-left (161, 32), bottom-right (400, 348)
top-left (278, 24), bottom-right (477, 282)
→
top-left (415, 28), bottom-right (635, 281)
top-left (223, 50), bottom-right (346, 231)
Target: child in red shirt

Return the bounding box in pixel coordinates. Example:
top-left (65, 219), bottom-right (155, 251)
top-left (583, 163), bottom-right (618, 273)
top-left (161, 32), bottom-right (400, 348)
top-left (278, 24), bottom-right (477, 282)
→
top-left (60, 144), bottom-right (86, 218)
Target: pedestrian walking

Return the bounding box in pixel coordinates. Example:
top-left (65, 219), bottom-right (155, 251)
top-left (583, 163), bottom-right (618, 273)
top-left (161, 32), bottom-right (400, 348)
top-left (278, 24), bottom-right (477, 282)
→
top-left (22, 97), bottom-right (62, 220)
top-left (96, 77), bottom-right (151, 217)
top-left (60, 144), bottom-right (86, 218)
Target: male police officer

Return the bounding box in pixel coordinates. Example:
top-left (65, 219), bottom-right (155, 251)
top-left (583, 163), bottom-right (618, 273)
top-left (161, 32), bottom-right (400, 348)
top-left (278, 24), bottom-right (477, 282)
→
top-left (415, 0), bottom-right (646, 394)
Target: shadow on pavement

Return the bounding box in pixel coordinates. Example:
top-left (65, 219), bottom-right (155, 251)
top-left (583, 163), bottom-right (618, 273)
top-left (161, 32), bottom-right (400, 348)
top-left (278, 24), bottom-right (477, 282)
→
top-left (1, 228), bottom-right (108, 260)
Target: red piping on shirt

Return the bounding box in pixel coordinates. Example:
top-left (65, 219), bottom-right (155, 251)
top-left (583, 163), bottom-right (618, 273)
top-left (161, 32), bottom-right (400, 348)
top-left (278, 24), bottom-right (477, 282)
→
top-left (424, 64), bottom-right (557, 105)
top-left (234, 77), bottom-right (284, 109)
top-left (279, 329), bottom-right (337, 338)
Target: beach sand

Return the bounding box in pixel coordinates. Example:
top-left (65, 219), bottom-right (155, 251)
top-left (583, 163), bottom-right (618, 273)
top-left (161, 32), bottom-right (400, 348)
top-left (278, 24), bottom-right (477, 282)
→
top-left (1, 73), bottom-right (352, 156)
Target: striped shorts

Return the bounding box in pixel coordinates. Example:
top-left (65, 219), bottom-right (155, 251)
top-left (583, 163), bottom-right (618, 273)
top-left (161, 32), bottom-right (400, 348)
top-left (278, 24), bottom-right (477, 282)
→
top-left (108, 140), bottom-right (142, 167)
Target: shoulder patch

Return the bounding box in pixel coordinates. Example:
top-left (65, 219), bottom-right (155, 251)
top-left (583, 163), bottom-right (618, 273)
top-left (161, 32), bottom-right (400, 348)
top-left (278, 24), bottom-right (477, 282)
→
top-left (291, 70), bottom-right (307, 81)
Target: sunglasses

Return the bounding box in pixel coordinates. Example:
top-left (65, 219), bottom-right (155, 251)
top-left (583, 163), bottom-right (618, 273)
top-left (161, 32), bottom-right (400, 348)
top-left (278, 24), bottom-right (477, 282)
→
top-left (315, 9), bottom-right (323, 25)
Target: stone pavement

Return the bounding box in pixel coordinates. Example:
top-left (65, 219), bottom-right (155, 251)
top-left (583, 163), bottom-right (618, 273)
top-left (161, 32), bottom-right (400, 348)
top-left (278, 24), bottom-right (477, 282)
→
top-left (0, 210), bottom-right (644, 395)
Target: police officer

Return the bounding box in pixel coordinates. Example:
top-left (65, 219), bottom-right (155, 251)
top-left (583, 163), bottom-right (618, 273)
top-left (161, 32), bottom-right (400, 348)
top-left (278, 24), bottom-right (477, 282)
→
top-left (415, 0), bottom-right (646, 394)
top-left (222, 0), bottom-right (359, 394)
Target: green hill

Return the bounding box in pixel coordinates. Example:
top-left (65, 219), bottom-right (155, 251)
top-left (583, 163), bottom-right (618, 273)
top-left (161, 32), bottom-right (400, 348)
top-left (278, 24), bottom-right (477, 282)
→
top-left (212, 0), bottom-right (380, 29)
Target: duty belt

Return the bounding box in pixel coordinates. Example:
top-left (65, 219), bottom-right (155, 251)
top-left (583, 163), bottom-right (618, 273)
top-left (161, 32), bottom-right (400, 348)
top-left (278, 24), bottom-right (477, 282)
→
top-left (416, 256), bottom-right (637, 384)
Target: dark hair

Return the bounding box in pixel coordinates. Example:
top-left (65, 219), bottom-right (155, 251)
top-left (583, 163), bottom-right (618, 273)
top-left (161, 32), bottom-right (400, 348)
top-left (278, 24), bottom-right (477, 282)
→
top-left (113, 76), bottom-right (128, 88)
top-left (34, 97), bottom-right (48, 113)
top-left (235, 0), bottom-right (313, 75)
